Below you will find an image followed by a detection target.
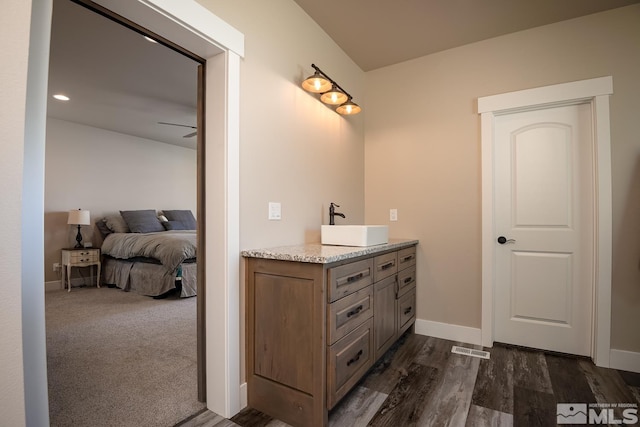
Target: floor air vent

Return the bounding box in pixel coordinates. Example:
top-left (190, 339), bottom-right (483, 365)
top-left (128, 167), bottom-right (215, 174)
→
top-left (451, 345), bottom-right (490, 360)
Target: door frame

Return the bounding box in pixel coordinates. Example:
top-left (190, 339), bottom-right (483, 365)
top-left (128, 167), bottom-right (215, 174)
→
top-left (478, 76), bottom-right (613, 366)
top-left (92, 0), bottom-right (244, 416)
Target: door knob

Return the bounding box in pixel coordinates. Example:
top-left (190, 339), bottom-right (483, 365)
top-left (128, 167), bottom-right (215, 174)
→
top-left (497, 236), bottom-right (516, 244)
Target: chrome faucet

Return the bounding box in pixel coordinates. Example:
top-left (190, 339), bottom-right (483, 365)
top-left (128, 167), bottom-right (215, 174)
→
top-left (329, 202), bottom-right (345, 225)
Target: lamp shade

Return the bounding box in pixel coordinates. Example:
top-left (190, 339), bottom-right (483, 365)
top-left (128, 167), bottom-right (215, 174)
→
top-left (320, 85), bottom-right (348, 105)
top-left (67, 209), bottom-right (90, 225)
top-left (336, 99), bottom-right (362, 115)
top-left (301, 71), bottom-right (332, 93)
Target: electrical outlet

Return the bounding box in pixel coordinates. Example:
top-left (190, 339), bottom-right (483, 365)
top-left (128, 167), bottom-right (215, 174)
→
top-left (53, 262), bottom-right (61, 271)
top-left (390, 209), bottom-right (398, 221)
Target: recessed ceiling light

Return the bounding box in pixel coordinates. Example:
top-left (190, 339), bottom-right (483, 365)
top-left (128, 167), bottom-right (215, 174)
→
top-left (53, 94), bottom-right (70, 101)
top-left (144, 36), bottom-right (158, 43)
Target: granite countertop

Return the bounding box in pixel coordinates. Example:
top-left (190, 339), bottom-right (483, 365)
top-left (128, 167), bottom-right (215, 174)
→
top-left (241, 239), bottom-right (418, 264)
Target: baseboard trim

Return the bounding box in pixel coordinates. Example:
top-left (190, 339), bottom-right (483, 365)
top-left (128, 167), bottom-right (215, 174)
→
top-left (239, 382), bottom-right (247, 410)
top-left (610, 348), bottom-right (640, 373)
top-left (414, 318), bottom-right (482, 346)
top-left (45, 280), bottom-right (63, 292)
top-left (45, 276), bottom-right (99, 292)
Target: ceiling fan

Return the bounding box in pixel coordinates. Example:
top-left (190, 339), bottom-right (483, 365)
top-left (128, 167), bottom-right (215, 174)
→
top-left (158, 121), bottom-right (197, 138)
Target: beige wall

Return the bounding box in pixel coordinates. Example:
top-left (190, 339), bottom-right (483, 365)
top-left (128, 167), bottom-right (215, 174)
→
top-left (364, 5), bottom-right (640, 352)
top-left (197, 0), bottom-right (366, 382)
top-left (44, 118), bottom-right (197, 283)
top-left (198, 0), bottom-right (366, 250)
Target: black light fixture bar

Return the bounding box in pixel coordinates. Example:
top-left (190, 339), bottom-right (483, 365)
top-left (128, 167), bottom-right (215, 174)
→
top-left (310, 64), bottom-right (352, 101)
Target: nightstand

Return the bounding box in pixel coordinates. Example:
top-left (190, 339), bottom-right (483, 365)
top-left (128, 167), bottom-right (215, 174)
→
top-left (61, 248), bottom-right (101, 292)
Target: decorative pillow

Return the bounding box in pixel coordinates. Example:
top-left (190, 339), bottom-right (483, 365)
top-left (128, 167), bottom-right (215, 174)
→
top-left (96, 219), bottom-right (112, 238)
top-left (120, 210), bottom-right (164, 233)
top-left (163, 220), bottom-right (189, 231)
top-left (104, 214), bottom-right (130, 233)
top-left (162, 210), bottom-right (197, 230)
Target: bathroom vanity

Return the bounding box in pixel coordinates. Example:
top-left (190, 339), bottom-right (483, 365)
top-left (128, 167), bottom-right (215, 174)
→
top-left (242, 239), bottom-right (418, 427)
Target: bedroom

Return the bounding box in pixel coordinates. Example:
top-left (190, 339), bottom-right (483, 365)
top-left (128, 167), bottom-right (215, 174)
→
top-left (43, 0), bottom-right (199, 290)
top-left (43, 0), bottom-right (203, 425)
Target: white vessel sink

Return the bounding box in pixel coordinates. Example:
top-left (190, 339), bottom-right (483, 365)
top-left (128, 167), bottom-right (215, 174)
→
top-left (321, 225), bottom-right (389, 247)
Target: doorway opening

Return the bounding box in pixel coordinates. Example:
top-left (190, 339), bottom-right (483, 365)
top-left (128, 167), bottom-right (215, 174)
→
top-left (45, 0), bottom-right (205, 423)
top-left (24, 0), bottom-right (244, 423)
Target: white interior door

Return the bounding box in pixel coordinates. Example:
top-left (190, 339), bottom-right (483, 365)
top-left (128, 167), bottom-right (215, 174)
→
top-left (493, 103), bottom-right (594, 356)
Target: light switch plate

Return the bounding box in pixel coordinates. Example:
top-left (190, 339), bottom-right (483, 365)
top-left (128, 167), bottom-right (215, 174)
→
top-left (390, 209), bottom-right (398, 221)
top-left (268, 202), bottom-right (281, 220)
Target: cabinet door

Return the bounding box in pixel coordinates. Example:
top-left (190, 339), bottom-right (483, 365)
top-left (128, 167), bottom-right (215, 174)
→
top-left (374, 275), bottom-right (397, 359)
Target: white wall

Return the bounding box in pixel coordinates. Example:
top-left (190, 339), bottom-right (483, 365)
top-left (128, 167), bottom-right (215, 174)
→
top-left (44, 118), bottom-right (197, 283)
top-left (364, 5), bottom-right (640, 353)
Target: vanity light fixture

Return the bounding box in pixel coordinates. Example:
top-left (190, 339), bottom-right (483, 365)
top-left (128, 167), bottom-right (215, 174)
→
top-left (301, 64), bottom-right (361, 115)
top-left (53, 94), bottom-right (70, 101)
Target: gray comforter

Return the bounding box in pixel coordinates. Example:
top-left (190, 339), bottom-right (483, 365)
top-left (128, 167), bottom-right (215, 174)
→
top-left (101, 231), bottom-right (196, 272)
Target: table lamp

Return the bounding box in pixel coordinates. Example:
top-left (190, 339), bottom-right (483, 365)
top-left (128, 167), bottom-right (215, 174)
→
top-left (67, 209), bottom-right (90, 248)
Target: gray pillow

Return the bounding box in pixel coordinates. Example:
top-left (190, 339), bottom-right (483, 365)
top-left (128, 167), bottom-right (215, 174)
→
top-left (120, 210), bottom-right (164, 233)
top-left (162, 210), bottom-right (197, 230)
top-left (104, 214), bottom-right (130, 233)
top-left (96, 219), bottom-right (113, 238)
top-left (163, 220), bottom-right (189, 231)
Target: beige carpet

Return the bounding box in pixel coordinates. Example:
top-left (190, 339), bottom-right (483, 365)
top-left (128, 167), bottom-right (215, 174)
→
top-left (46, 287), bottom-right (205, 427)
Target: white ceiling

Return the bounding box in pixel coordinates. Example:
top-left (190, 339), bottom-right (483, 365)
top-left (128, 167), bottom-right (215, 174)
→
top-left (292, 0), bottom-right (640, 71)
top-left (48, 0), bottom-right (638, 149)
top-left (47, 0), bottom-right (199, 149)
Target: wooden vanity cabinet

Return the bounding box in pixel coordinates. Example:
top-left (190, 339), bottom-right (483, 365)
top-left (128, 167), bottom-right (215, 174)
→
top-left (245, 243), bottom-right (417, 427)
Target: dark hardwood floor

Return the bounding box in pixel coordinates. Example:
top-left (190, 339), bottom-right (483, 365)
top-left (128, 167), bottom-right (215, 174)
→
top-left (178, 332), bottom-right (640, 427)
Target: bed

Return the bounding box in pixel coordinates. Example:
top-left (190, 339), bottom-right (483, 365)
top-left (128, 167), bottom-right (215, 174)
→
top-left (98, 209), bottom-right (198, 298)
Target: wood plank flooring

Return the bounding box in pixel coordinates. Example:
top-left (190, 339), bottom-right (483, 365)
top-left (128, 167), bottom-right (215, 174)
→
top-left (178, 332), bottom-right (640, 427)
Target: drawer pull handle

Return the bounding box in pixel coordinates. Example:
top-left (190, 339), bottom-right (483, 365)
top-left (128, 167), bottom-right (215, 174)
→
top-left (346, 349), bottom-right (363, 366)
top-left (347, 273), bottom-right (363, 283)
top-left (346, 305), bottom-right (364, 318)
top-left (403, 277), bottom-right (413, 284)
top-left (404, 306), bottom-right (413, 315)
top-left (380, 261), bottom-right (394, 271)
top-left (402, 255), bottom-right (414, 262)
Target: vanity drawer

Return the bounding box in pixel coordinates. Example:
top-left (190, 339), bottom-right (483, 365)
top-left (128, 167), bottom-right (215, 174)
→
top-left (398, 246), bottom-right (417, 270)
top-left (397, 287), bottom-right (416, 336)
top-left (327, 318), bottom-right (374, 409)
top-left (328, 258), bottom-right (373, 302)
top-left (373, 252), bottom-right (397, 282)
top-left (328, 286), bottom-right (373, 345)
top-left (397, 265), bottom-right (416, 297)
